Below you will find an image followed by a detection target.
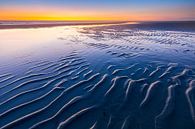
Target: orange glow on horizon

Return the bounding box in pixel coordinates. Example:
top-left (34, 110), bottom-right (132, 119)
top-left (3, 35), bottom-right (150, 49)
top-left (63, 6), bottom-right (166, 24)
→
top-left (0, 5), bottom-right (194, 21)
top-left (0, 6), bottom-right (127, 21)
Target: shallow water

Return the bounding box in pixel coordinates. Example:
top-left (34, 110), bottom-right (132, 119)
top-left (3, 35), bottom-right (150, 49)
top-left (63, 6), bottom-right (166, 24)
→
top-left (0, 22), bottom-right (195, 129)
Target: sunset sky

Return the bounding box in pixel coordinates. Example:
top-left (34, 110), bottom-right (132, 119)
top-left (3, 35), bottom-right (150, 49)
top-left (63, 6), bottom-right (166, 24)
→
top-left (0, 0), bottom-right (195, 21)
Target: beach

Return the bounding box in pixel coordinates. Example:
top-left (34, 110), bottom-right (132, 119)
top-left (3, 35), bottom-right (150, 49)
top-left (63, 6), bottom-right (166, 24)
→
top-left (0, 21), bottom-right (195, 129)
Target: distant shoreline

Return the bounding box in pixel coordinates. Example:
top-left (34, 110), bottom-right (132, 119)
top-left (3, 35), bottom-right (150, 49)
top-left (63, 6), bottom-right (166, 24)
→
top-left (0, 21), bottom-right (194, 30)
top-left (0, 21), bottom-right (129, 29)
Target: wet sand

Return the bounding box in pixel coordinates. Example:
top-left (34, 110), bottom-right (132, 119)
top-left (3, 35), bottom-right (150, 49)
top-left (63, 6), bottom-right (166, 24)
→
top-left (0, 21), bottom-right (195, 129)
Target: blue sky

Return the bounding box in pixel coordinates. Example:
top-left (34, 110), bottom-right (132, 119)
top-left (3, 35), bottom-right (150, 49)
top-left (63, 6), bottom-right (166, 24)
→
top-left (0, 0), bottom-right (194, 7)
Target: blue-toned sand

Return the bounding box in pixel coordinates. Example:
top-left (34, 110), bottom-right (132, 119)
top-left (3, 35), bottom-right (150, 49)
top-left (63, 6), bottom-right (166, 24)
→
top-left (0, 21), bottom-right (195, 129)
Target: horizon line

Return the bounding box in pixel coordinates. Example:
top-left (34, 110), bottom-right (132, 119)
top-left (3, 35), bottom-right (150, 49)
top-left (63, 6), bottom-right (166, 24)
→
top-left (0, 20), bottom-right (195, 22)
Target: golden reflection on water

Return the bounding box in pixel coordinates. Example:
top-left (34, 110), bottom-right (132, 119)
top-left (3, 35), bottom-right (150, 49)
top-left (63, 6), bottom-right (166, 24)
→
top-left (0, 26), bottom-right (78, 57)
top-left (0, 22), bottom-right (140, 62)
top-left (0, 22), bottom-right (138, 56)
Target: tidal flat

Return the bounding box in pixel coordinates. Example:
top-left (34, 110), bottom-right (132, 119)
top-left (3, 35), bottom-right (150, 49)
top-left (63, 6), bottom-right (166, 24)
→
top-left (0, 21), bottom-right (195, 129)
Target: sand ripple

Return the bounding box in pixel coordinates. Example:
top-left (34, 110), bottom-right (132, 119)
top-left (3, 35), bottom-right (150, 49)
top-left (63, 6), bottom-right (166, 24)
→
top-left (0, 23), bottom-right (195, 129)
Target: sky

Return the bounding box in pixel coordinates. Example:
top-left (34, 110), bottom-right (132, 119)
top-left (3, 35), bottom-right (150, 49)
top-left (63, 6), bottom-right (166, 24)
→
top-left (0, 0), bottom-right (195, 21)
